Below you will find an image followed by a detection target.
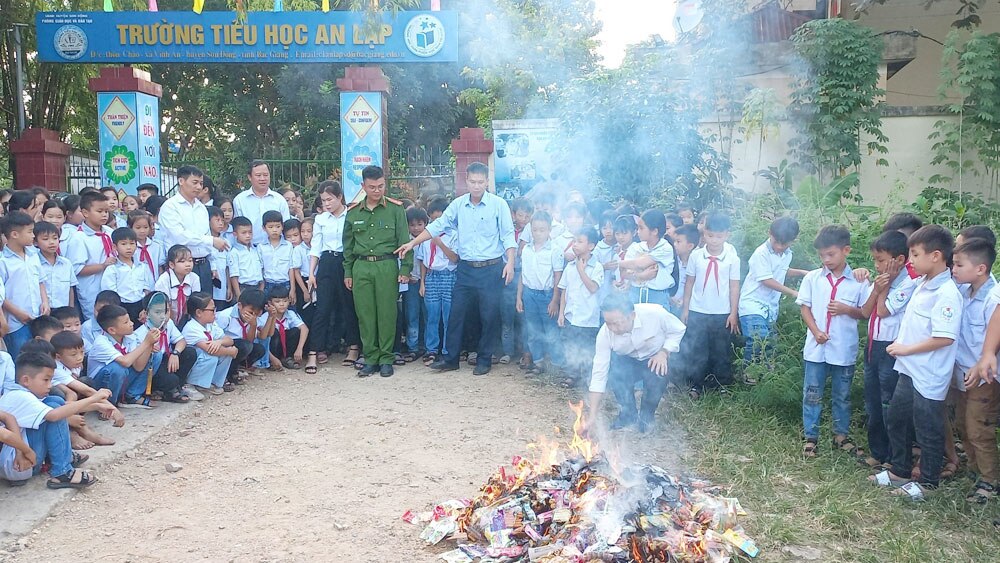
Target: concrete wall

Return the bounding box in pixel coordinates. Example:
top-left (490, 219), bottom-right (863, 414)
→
top-left (712, 110), bottom-right (993, 204)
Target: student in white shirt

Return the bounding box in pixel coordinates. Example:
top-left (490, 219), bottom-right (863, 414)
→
top-left (285, 218), bottom-right (309, 312)
top-left (307, 181), bottom-right (359, 366)
top-left (88, 304), bottom-right (162, 406)
top-left (154, 245), bottom-right (201, 325)
top-left (557, 227), bottom-right (604, 388)
top-left (0, 212), bottom-right (48, 357)
top-left (266, 286), bottom-right (314, 372)
top-left (258, 210), bottom-right (295, 301)
top-left (738, 217), bottom-right (805, 375)
top-left (797, 225), bottom-right (867, 459)
top-left (611, 215), bottom-right (637, 294)
top-left (207, 206), bottom-right (232, 309)
top-left (64, 192), bottom-right (117, 320)
top-left (227, 216), bottom-right (264, 299)
top-left (858, 231), bottom-right (916, 467)
top-left (181, 292), bottom-right (238, 395)
top-left (872, 226), bottom-right (963, 494)
top-left (129, 210), bottom-right (165, 280)
top-left (133, 293), bottom-right (196, 403)
top-left (594, 210), bottom-right (619, 306)
top-left (79, 291), bottom-right (120, 352)
top-left (0, 352), bottom-right (113, 488)
top-left (587, 294), bottom-right (686, 434)
top-left (949, 238), bottom-right (1000, 502)
top-left (669, 225), bottom-right (698, 316)
top-left (515, 211), bottom-right (564, 375)
top-left (35, 221), bottom-right (77, 310)
top-left (101, 227), bottom-right (154, 323)
top-left (679, 212), bottom-right (741, 396)
top-left (618, 210), bottom-right (677, 310)
top-left (216, 289), bottom-right (272, 385)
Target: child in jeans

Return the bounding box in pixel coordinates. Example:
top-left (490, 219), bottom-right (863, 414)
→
top-left (0, 211), bottom-right (49, 357)
top-left (88, 304), bottom-right (163, 406)
top-left (208, 206), bottom-right (233, 310)
top-left (557, 227), bottom-right (604, 388)
top-left (401, 207), bottom-right (428, 361)
top-left (738, 217), bottom-right (804, 378)
top-left (516, 211), bottom-right (564, 376)
top-left (502, 197), bottom-right (534, 364)
top-left (874, 226), bottom-right (962, 496)
top-left (417, 198), bottom-right (458, 365)
top-left (796, 225), bottom-right (867, 458)
top-left (0, 352), bottom-right (113, 488)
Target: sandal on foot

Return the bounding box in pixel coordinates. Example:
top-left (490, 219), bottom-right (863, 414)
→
top-left (317, 352), bottom-right (330, 365)
top-left (940, 461), bottom-right (959, 480)
top-left (305, 364), bottom-right (317, 374)
top-left (687, 387), bottom-right (702, 401)
top-left (163, 390), bottom-right (191, 403)
top-left (858, 456), bottom-right (886, 469)
top-left (393, 354), bottom-right (406, 366)
top-left (71, 452), bottom-right (89, 468)
top-left (869, 469), bottom-right (909, 488)
top-left (401, 352), bottom-right (418, 363)
top-left (423, 353), bottom-right (437, 366)
top-left (833, 435), bottom-right (865, 457)
top-left (267, 363), bottom-right (284, 372)
top-left (222, 382), bottom-right (235, 392)
top-left (967, 481), bottom-right (998, 504)
top-left (802, 439), bottom-right (819, 458)
top-left (352, 358), bottom-right (366, 370)
top-left (47, 469), bottom-right (98, 490)
top-left (282, 358), bottom-right (301, 370)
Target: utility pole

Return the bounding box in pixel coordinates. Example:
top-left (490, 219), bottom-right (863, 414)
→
top-left (10, 23), bottom-right (28, 137)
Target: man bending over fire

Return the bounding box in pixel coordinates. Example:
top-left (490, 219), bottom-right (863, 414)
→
top-left (587, 293), bottom-right (686, 434)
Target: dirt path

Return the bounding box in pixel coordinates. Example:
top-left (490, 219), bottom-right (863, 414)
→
top-left (1, 360), bottom-right (687, 562)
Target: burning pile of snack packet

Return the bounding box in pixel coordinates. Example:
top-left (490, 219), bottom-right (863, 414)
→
top-left (403, 407), bottom-right (758, 562)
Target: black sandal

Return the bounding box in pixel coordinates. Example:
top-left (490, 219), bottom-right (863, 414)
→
top-left (803, 439), bottom-right (819, 458)
top-left (163, 390), bottom-right (191, 403)
top-left (47, 469), bottom-right (98, 489)
top-left (687, 387), bottom-right (701, 401)
top-left (833, 435), bottom-right (865, 457)
top-left (401, 352), bottom-right (418, 362)
top-left (71, 452), bottom-right (89, 468)
top-left (393, 354), bottom-right (406, 366)
top-left (967, 481), bottom-right (998, 504)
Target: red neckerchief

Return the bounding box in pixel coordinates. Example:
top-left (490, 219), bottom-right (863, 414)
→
top-left (203, 329), bottom-right (213, 341)
top-left (158, 330), bottom-right (169, 354)
top-left (825, 273), bottom-right (847, 333)
top-left (138, 242), bottom-right (156, 279)
top-left (429, 241), bottom-right (438, 267)
top-left (175, 280), bottom-right (188, 318)
top-left (238, 319), bottom-right (250, 340)
top-left (276, 317), bottom-right (287, 357)
top-left (905, 261), bottom-right (918, 279)
top-left (867, 312), bottom-right (881, 355)
top-left (703, 255), bottom-right (721, 293)
top-left (80, 225), bottom-right (114, 258)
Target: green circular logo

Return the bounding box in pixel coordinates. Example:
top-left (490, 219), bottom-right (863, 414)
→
top-left (103, 145), bottom-right (138, 184)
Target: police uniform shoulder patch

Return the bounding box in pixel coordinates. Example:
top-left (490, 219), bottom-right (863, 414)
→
top-left (385, 197), bottom-right (403, 206)
top-left (346, 201), bottom-right (361, 210)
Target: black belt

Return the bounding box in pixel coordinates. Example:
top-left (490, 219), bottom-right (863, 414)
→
top-left (462, 257), bottom-right (502, 268)
top-left (361, 254), bottom-right (395, 262)
top-left (322, 250), bottom-right (343, 257)
top-left (192, 256), bottom-right (209, 264)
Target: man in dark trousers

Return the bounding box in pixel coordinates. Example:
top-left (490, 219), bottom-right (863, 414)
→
top-left (344, 166), bottom-right (411, 378)
top-left (397, 162), bottom-right (516, 376)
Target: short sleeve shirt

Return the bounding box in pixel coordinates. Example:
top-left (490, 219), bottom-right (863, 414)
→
top-left (0, 386), bottom-right (50, 429)
top-left (557, 256), bottom-right (605, 328)
top-left (796, 266), bottom-right (868, 366)
top-left (686, 246), bottom-right (741, 315)
top-left (87, 333), bottom-right (141, 378)
top-left (737, 240), bottom-right (792, 321)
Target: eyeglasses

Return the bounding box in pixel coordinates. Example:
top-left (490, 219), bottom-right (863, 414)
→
top-left (198, 306), bottom-right (216, 312)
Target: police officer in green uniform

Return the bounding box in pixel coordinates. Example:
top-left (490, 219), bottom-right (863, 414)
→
top-left (343, 165), bottom-right (412, 378)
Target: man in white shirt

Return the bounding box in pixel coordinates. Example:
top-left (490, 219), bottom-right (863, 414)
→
top-left (233, 160), bottom-right (291, 246)
top-left (157, 165), bottom-right (229, 294)
top-left (587, 294), bottom-right (686, 434)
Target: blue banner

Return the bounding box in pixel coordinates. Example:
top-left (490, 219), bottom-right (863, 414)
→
top-left (341, 91), bottom-right (384, 203)
top-left (97, 92), bottom-right (161, 195)
top-left (37, 10), bottom-right (457, 64)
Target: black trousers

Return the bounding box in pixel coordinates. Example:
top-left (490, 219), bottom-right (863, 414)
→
top-left (122, 300), bottom-right (144, 326)
top-left (609, 354), bottom-right (670, 424)
top-left (312, 252), bottom-right (360, 352)
top-left (681, 312), bottom-right (734, 390)
top-left (229, 338), bottom-right (266, 378)
top-left (888, 374), bottom-right (946, 487)
top-left (270, 326), bottom-right (306, 360)
top-left (152, 347), bottom-right (196, 393)
top-left (192, 257), bottom-right (213, 299)
top-left (442, 261), bottom-right (503, 369)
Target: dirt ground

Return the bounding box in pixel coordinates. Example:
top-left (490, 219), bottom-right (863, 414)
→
top-left (0, 360), bottom-right (687, 562)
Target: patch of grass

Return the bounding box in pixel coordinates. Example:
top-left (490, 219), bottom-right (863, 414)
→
top-left (666, 390), bottom-right (1000, 563)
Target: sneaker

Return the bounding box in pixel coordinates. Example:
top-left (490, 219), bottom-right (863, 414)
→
top-left (181, 385), bottom-right (205, 401)
top-left (498, 355), bottom-right (511, 364)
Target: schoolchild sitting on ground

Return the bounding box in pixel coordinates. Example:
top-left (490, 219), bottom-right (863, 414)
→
top-left (0, 408), bottom-right (36, 486)
top-left (266, 286), bottom-right (315, 373)
top-left (182, 292), bottom-right (238, 396)
top-left (51, 306), bottom-right (82, 335)
top-left (796, 225), bottom-right (867, 459)
top-left (858, 231), bottom-right (916, 469)
top-left (872, 225), bottom-right (963, 498)
top-left (88, 304), bottom-right (163, 407)
top-left (101, 227), bottom-right (154, 323)
top-left (50, 330), bottom-right (124, 449)
top-left (34, 220), bottom-right (77, 310)
top-left (132, 293), bottom-right (196, 403)
top-left (0, 211), bottom-right (49, 357)
top-left (154, 244), bottom-right (200, 326)
top-left (80, 291), bottom-right (121, 352)
top-left (216, 289), bottom-right (271, 386)
top-left (29, 315), bottom-right (64, 343)
top-left (0, 352), bottom-right (113, 489)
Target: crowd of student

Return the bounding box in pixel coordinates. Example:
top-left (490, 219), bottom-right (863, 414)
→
top-left (0, 164), bottom-right (998, 506)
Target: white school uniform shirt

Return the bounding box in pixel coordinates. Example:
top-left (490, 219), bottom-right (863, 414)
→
top-left (630, 238), bottom-right (676, 291)
top-left (519, 239), bottom-right (565, 291)
top-left (81, 318), bottom-right (102, 352)
top-left (183, 318), bottom-right (225, 346)
top-left (671, 258), bottom-right (689, 306)
top-left (0, 246), bottom-right (44, 332)
top-left (228, 244), bottom-right (263, 285)
top-left (136, 239), bottom-right (165, 278)
top-left (416, 230), bottom-right (459, 273)
top-left (291, 244), bottom-right (308, 278)
top-left (862, 269), bottom-right (918, 343)
top-left (0, 386), bottom-right (51, 429)
top-left (233, 188), bottom-right (291, 246)
top-left (612, 242), bottom-right (636, 286)
top-left (101, 258), bottom-right (153, 303)
top-left (956, 277), bottom-right (998, 374)
top-left (553, 230), bottom-right (576, 261)
top-left (134, 318), bottom-right (184, 352)
top-left (310, 210), bottom-right (347, 258)
top-left (64, 223), bottom-right (114, 319)
top-left (686, 245), bottom-right (741, 315)
top-left (52, 360), bottom-right (80, 387)
top-left (589, 304), bottom-right (687, 393)
top-left (59, 223), bottom-right (77, 255)
top-left (154, 270), bottom-right (201, 322)
top-left (796, 265), bottom-right (867, 367)
top-left (738, 240), bottom-right (792, 322)
top-left (39, 254), bottom-right (77, 309)
top-left (87, 332), bottom-right (141, 378)
top-left (258, 239), bottom-right (294, 283)
top-left (0, 352), bottom-right (15, 394)
top-left (274, 309), bottom-right (305, 331)
top-left (593, 240), bottom-right (617, 298)
top-left (893, 270), bottom-right (963, 400)
top-left (210, 246), bottom-right (230, 301)
top-left (557, 255), bottom-right (605, 328)
top-left (217, 306), bottom-right (266, 340)
top-left (157, 194), bottom-right (213, 259)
